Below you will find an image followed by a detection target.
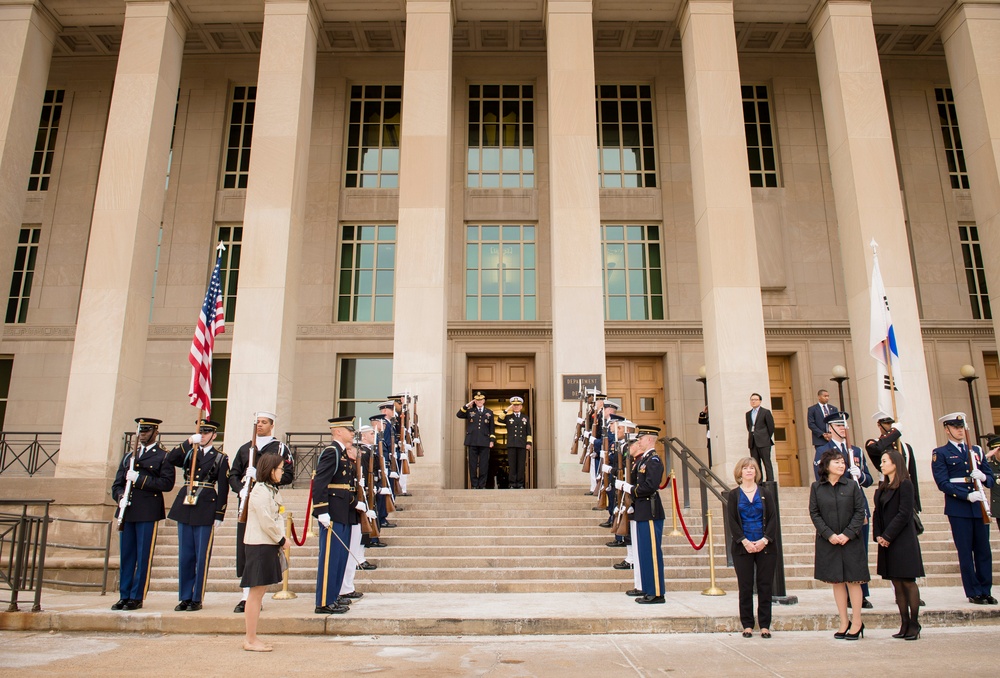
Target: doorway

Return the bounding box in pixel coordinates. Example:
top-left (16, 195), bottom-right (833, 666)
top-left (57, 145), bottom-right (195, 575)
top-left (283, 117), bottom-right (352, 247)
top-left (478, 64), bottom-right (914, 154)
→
top-left (768, 355), bottom-right (801, 486)
top-left (605, 356), bottom-right (665, 431)
top-left (466, 357), bottom-right (536, 488)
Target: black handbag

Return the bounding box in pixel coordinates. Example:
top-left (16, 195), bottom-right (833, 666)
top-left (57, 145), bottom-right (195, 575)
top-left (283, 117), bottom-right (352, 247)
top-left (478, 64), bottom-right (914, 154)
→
top-left (912, 511), bottom-right (924, 536)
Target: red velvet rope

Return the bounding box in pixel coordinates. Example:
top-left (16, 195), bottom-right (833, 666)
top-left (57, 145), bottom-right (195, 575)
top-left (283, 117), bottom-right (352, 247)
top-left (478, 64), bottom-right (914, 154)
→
top-left (671, 478), bottom-right (708, 550)
top-left (289, 480), bottom-right (313, 546)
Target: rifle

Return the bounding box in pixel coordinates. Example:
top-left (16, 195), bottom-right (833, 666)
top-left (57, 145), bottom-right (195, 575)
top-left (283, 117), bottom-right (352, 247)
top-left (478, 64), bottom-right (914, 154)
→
top-left (412, 394), bottom-right (425, 457)
top-left (597, 440), bottom-right (610, 509)
top-left (387, 423), bottom-right (403, 495)
top-left (365, 438), bottom-right (380, 539)
top-left (115, 421), bottom-right (141, 531)
top-left (375, 428), bottom-right (396, 514)
top-left (402, 393), bottom-right (416, 465)
top-left (353, 432), bottom-right (375, 537)
top-left (963, 424), bottom-right (992, 524)
top-left (238, 415), bottom-right (257, 524)
top-left (571, 381), bottom-right (584, 455)
top-left (613, 438), bottom-right (632, 536)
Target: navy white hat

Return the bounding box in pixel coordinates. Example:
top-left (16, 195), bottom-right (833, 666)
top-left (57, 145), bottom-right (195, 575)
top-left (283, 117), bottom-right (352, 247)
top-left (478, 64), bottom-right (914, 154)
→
top-left (939, 412), bottom-right (967, 427)
top-left (255, 411), bottom-right (276, 422)
top-left (378, 401), bottom-right (395, 410)
top-left (358, 425), bottom-right (373, 434)
top-left (603, 401), bottom-right (619, 410)
top-left (872, 411), bottom-right (895, 424)
top-left (509, 396), bottom-right (524, 404)
top-left (609, 414), bottom-right (626, 422)
top-left (369, 414), bottom-right (387, 422)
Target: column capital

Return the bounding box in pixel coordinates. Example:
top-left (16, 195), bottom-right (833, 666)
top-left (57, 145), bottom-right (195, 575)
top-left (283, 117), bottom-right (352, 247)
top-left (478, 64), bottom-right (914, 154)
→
top-left (939, 0), bottom-right (1000, 43)
top-left (807, 0), bottom-right (873, 36)
top-left (124, 0), bottom-right (191, 34)
top-left (264, 0), bottom-right (322, 34)
top-left (405, 0), bottom-right (454, 16)
top-left (544, 0), bottom-right (593, 23)
top-left (0, 1), bottom-right (61, 38)
top-left (676, 0), bottom-right (734, 39)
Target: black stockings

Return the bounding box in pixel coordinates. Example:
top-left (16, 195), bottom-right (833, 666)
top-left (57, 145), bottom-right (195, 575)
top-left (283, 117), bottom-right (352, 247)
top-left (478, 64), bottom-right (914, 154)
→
top-left (892, 579), bottom-right (920, 634)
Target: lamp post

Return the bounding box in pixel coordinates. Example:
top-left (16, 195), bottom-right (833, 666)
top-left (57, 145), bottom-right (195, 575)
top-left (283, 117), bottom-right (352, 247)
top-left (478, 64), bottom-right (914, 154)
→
top-left (959, 364), bottom-right (983, 444)
top-left (830, 365), bottom-right (848, 413)
top-left (696, 366), bottom-right (709, 467)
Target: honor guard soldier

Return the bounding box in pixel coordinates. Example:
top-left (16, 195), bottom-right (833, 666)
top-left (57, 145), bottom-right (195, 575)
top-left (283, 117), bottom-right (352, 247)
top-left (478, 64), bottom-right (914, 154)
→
top-left (616, 425), bottom-right (665, 604)
top-left (865, 414), bottom-right (921, 512)
top-left (111, 417), bottom-right (175, 610)
top-left (984, 435), bottom-right (1000, 532)
top-left (229, 411), bottom-right (294, 613)
top-left (375, 403), bottom-right (399, 527)
top-left (388, 394), bottom-right (413, 496)
top-left (932, 413), bottom-right (996, 605)
top-left (355, 425), bottom-right (381, 565)
top-left (313, 416), bottom-right (360, 614)
top-left (340, 424), bottom-right (376, 602)
top-left (166, 418), bottom-right (229, 611)
top-left (501, 397), bottom-right (532, 489)
top-left (814, 411), bottom-right (874, 609)
top-left (458, 392), bottom-right (495, 489)
top-left (604, 415), bottom-right (628, 544)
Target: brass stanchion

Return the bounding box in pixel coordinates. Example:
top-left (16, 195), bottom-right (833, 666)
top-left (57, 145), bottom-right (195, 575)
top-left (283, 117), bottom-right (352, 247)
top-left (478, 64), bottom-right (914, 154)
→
top-left (701, 510), bottom-right (725, 596)
top-left (272, 511), bottom-right (297, 600)
top-left (667, 470), bottom-right (682, 537)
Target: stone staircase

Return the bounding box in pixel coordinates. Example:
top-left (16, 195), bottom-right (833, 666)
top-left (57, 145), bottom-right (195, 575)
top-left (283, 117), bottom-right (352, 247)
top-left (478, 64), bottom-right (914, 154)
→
top-left (146, 482), bottom-right (995, 596)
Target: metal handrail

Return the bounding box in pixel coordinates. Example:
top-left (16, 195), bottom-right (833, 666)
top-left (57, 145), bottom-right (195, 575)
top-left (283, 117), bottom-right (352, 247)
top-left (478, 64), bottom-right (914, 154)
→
top-left (0, 499), bottom-right (53, 612)
top-left (663, 436), bottom-right (733, 566)
top-left (285, 432), bottom-right (332, 488)
top-left (42, 517), bottom-right (114, 595)
top-left (0, 432), bottom-right (61, 477)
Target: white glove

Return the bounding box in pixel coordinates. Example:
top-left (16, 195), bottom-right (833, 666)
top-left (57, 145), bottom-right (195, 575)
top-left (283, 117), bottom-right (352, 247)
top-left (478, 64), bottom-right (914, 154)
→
top-left (188, 433), bottom-right (202, 445)
top-left (601, 464), bottom-right (612, 474)
top-left (612, 505), bottom-right (620, 514)
top-left (358, 476), bottom-right (365, 488)
top-left (971, 469), bottom-right (987, 483)
top-left (355, 501), bottom-right (368, 513)
top-left (405, 444), bottom-right (414, 452)
top-left (627, 506), bottom-right (635, 514)
top-left (317, 513), bottom-right (331, 528)
top-left (238, 485), bottom-right (248, 501)
top-left (389, 471), bottom-right (399, 479)
top-left (366, 510), bottom-right (377, 521)
top-left (379, 487), bottom-right (393, 496)
top-left (622, 482), bottom-right (634, 494)
top-left (576, 417), bottom-right (585, 425)
top-left (966, 490), bottom-right (986, 503)
top-left (848, 466), bottom-right (861, 481)
top-left (126, 469), bottom-right (140, 483)
top-left (614, 478), bottom-right (624, 490)
top-left (214, 519), bottom-right (223, 529)
top-left (245, 466), bottom-right (257, 481)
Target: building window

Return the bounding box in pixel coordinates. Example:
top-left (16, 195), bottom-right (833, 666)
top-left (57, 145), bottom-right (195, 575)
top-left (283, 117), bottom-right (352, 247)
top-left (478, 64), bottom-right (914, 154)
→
top-left (0, 357), bottom-right (11, 429)
top-left (337, 224), bottom-right (396, 322)
top-left (959, 224), bottom-right (992, 320)
top-left (345, 85), bottom-right (401, 188)
top-left (217, 225), bottom-right (242, 323)
top-left (935, 87), bottom-right (970, 190)
top-left (742, 85), bottom-right (779, 188)
top-left (28, 89), bottom-right (65, 191)
top-left (5, 226), bottom-right (40, 324)
top-left (210, 356), bottom-right (230, 438)
top-left (465, 224), bottom-right (536, 321)
top-left (467, 84), bottom-right (534, 188)
top-left (338, 357), bottom-right (393, 421)
top-left (601, 224), bottom-right (664, 320)
top-left (595, 85), bottom-right (656, 188)
top-left (223, 86), bottom-right (255, 189)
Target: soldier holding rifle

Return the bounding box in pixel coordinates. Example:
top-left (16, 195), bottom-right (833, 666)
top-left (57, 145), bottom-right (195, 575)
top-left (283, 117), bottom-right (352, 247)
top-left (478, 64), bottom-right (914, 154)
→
top-left (166, 418), bottom-right (229, 611)
top-left (616, 425), bottom-right (665, 604)
top-left (932, 412), bottom-right (996, 605)
top-left (111, 417), bottom-right (175, 611)
top-left (229, 411), bottom-right (293, 613)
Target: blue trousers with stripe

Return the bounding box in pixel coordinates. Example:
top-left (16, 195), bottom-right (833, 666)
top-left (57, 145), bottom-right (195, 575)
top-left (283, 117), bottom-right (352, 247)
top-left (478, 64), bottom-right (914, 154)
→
top-left (177, 522), bottom-right (215, 603)
top-left (315, 521), bottom-right (351, 607)
top-left (949, 515), bottom-right (993, 597)
top-left (636, 519), bottom-right (665, 597)
top-left (119, 521), bottom-right (157, 601)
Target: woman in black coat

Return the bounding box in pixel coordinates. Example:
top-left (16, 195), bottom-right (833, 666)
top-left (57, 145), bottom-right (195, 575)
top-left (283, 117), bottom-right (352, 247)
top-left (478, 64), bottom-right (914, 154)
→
top-left (726, 457), bottom-right (778, 638)
top-left (809, 449), bottom-right (869, 639)
top-left (873, 448), bottom-right (924, 640)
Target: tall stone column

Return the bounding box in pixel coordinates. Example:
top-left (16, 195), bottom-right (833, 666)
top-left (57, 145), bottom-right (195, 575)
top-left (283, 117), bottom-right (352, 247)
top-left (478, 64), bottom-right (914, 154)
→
top-left (940, 1), bottom-right (1000, 348)
top-left (224, 0), bottom-right (318, 438)
top-left (0, 2), bottom-right (58, 327)
top-left (56, 0), bottom-right (187, 479)
top-left (809, 0), bottom-right (936, 448)
top-left (546, 0), bottom-right (606, 486)
top-left (679, 0), bottom-right (769, 480)
top-left (392, 0), bottom-right (452, 486)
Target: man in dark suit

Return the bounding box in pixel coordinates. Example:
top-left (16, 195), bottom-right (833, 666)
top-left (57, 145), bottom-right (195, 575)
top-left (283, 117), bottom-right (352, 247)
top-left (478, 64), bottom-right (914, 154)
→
top-left (746, 393), bottom-right (776, 483)
top-left (457, 391), bottom-right (495, 489)
top-left (807, 389), bottom-right (838, 452)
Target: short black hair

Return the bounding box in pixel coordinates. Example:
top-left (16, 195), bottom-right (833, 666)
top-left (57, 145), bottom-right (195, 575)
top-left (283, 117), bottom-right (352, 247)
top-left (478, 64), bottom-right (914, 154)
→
top-left (750, 392), bottom-right (762, 400)
top-left (817, 449), bottom-right (843, 482)
top-left (817, 389), bottom-right (828, 396)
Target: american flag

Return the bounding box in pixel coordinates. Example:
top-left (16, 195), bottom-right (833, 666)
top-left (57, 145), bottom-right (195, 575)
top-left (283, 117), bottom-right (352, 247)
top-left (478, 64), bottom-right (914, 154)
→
top-left (188, 247), bottom-right (226, 414)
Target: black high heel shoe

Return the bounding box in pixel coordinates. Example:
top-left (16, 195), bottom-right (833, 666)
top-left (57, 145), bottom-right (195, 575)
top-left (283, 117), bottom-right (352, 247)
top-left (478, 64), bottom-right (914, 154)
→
top-left (834, 627), bottom-right (849, 639)
top-left (903, 623), bottom-right (921, 641)
top-left (844, 623), bottom-right (865, 640)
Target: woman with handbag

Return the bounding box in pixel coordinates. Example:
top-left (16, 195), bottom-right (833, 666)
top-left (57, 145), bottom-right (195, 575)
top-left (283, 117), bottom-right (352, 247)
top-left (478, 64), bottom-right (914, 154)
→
top-left (873, 448), bottom-right (925, 640)
top-left (241, 453), bottom-right (289, 652)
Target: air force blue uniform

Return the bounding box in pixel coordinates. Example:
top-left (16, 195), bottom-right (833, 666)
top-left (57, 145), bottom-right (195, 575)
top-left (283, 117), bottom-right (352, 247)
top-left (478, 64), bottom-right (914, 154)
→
top-left (932, 441), bottom-right (995, 599)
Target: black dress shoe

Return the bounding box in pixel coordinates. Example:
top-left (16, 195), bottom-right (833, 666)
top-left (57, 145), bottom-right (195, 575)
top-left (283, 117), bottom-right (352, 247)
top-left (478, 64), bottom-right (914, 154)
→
top-left (315, 604), bottom-right (349, 614)
top-left (636, 595), bottom-right (665, 604)
top-left (341, 590), bottom-right (364, 599)
top-left (368, 541), bottom-right (388, 548)
top-left (861, 598), bottom-right (874, 609)
top-left (626, 589), bottom-right (644, 597)
top-left (985, 595), bottom-right (998, 605)
top-left (592, 506), bottom-right (604, 511)
top-left (400, 493), bottom-right (412, 497)
top-left (380, 522), bottom-right (397, 528)
top-left (969, 595), bottom-right (987, 605)
top-left (598, 520), bottom-right (613, 528)
top-left (187, 602), bottom-right (202, 611)
top-left (606, 540), bottom-right (626, 547)
top-left (336, 597), bottom-right (353, 606)
top-left (613, 560), bottom-right (633, 570)
top-left (394, 506), bottom-right (405, 511)
top-left (585, 491), bottom-right (594, 496)
top-left (357, 561), bottom-right (378, 570)
top-left (234, 600), bottom-right (246, 613)
top-left (123, 599), bottom-right (142, 610)
top-left (111, 599), bottom-right (127, 610)
top-left (174, 600), bottom-right (191, 612)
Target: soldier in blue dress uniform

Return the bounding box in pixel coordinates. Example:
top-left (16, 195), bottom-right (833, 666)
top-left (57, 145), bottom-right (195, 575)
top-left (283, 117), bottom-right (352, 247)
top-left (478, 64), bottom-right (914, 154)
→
top-left (813, 411), bottom-right (874, 608)
top-left (457, 391), bottom-right (495, 489)
top-left (374, 403), bottom-right (399, 528)
top-left (617, 425), bottom-right (665, 604)
top-left (931, 412), bottom-right (996, 604)
top-left (111, 417), bottom-right (175, 610)
top-left (500, 396), bottom-right (532, 489)
top-left (367, 413), bottom-right (391, 544)
top-left (312, 416), bottom-right (360, 614)
top-left (166, 418), bottom-right (229, 611)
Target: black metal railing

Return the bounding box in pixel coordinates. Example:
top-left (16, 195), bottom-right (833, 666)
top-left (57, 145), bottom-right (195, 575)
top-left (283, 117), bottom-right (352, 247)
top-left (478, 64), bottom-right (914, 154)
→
top-left (122, 431), bottom-right (194, 457)
top-left (42, 517), bottom-right (114, 595)
top-left (0, 432), bottom-right (61, 477)
top-left (0, 499), bottom-right (53, 612)
top-left (663, 436), bottom-right (733, 566)
top-left (285, 432), bottom-right (332, 488)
